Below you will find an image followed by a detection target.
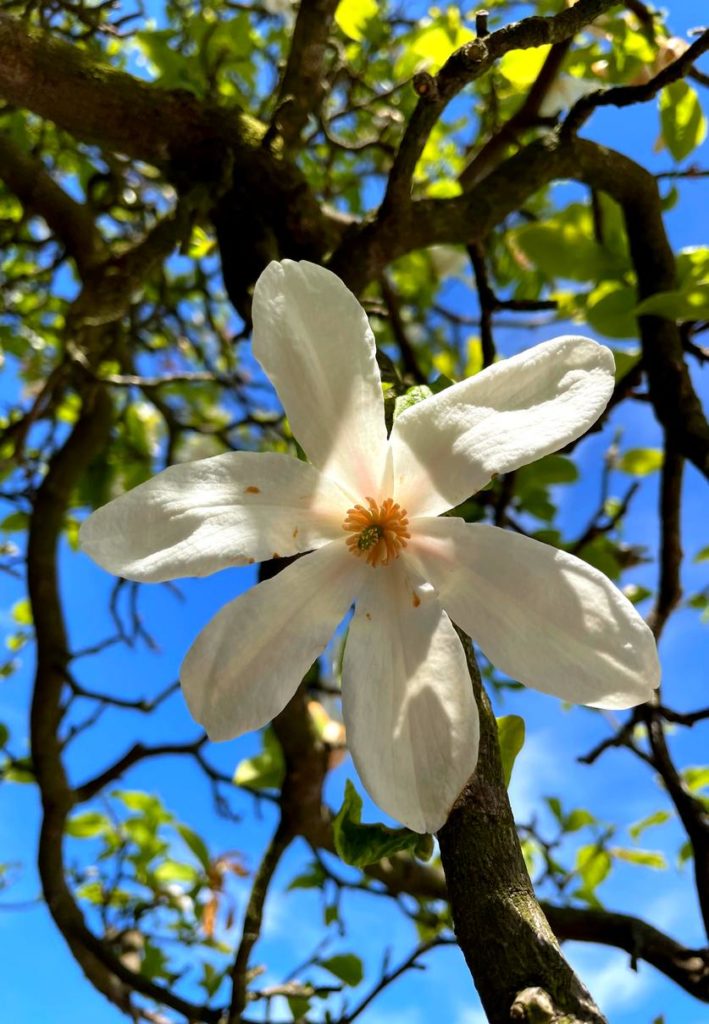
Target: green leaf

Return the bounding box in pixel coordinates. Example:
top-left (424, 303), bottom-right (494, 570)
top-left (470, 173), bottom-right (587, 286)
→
top-left (0, 724), bottom-right (8, 748)
top-left (546, 796), bottom-right (563, 824)
top-left (233, 728), bottom-right (285, 790)
top-left (695, 546), bottom-right (709, 564)
top-left (659, 81), bottom-right (707, 162)
top-left (66, 811), bottom-right (110, 838)
top-left (177, 824), bottom-right (211, 871)
top-left (319, 953), bottom-right (363, 987)
top-left (678, 839), bottom-right (693, 865)
top-left (682, 766), bottom-right (709, 792)
top-left (335, 0), bottom-right (377, 41)
top-left (634, 286), bottom-right (709, 321)
top-left (113, 791), bottom-right (173, 824)
top-left (201, 962), bottom-right (225, 999)
top-left (612, 347), bottom-right (641, 381)
top-left (333, 780), bottom-right (432, 868)
top-left (629, 810), bottom-right (671, 840)
top-left (516, 454), bottom-right (578, 488)
top-left (11, 598), bottom-right (32, 627)
top-left (611, 847), bottom-right (667, 869)
top-left (2, 757), bottom-right (34, 783)
top-left (153, 860), bottom-right (200, 884)
top-left (188, 226), bottom-right (216, 260)
top-left (575, 844), bottom-right (612, 891)
top-left (496, 715), bottom-right (525, 787)
top-left (287, 994), bottom-right (311, 1021)
top-left (513, 199), bottom-right (629, 284)
top-left (499, 45), bottom-right (551, 87)
top-left (0, 512), bottom-right (28, 532)
top-left (564, 809), bottom-right (596, 833)
top-left (617, 448), bottom-right (663, 476)
top-left (393, 384), bottom-right (433, 419)
top-left (586, 282), bottom-right (638, 339)
top-left (397, 9), bottom-right (473, 76)
top-left (287, 861), bottom-right (327, 891)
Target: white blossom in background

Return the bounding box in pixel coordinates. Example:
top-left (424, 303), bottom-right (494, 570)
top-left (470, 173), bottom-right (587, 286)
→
top-left (538, 75), bottom-right (601, 117)
top-left (80, 260), bottom-right (660, 833)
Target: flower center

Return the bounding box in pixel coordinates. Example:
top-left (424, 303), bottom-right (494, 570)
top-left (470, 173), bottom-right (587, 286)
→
top-left (343, 497), bottom-right (410, 568)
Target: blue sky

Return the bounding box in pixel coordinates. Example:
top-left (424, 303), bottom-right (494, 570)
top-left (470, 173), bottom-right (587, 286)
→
top-left (1, 2), bottom-right (708, 1022)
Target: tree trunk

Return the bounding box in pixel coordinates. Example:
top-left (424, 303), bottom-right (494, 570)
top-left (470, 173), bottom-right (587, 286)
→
top-left (438, 636), bottom-right (607, 1024)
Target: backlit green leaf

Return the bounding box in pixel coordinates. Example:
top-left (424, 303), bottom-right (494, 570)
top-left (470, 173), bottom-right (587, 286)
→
top-left (233, 727), bottom-right (285, 790)
top-left (496, 715), bottom-right (525, 787)
top-left (335, 0), bottom-right (377, 41)
top-left (333, 780), bottom-right (432, 867)
top-left (617, 448), bottom-right (663, 476)
top-left (611, 847), bottom-right (667, 869)
top-left (319, 953), bottom-right (363, 986)
top-left (659, 81), bottom-right (707, 162)
top-left (66, 811), bottom-right (110, 838)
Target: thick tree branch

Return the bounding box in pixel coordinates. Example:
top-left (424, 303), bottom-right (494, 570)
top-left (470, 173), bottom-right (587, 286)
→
top-left (272, 0), bottom-right (339, 150)
top-left (0, 132), bottom-right (106, 272)
top-left (543, 904), bottom-right (709, 1002)
top-left (438, 637), bottom-right (606, 1024)
top-left (0, 13), bottom-right (259, 167)
top-left (381, 0), bottom-right (616, 212)
top-left (460, 39), bottom-right (571, 190)
top-left (333, 134), bottom-right (709, 481)
top-left (648, 443), bottom-right (684, 639)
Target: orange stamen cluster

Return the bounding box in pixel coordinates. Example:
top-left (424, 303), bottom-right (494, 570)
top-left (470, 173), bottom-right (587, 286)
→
top-left (343, 497), bottom-right (410, 568)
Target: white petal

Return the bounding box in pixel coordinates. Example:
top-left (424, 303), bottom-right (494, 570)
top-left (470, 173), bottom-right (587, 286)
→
top-left (252, 261), bottom-right (389, 499)
top-left (410, 518), bottom-right (660, 708)
top-left (390, 336), bottom-right (615, 516)
top-left (342, 562), bottom-right (479, 833)
top-left (79, 451), bottom-right (350, 582)
top-left (181, 541), bottom-right (365, 741)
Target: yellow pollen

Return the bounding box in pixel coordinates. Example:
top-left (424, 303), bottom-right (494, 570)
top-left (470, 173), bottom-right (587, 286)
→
top-left (343, 497), bottom-right (410, 568)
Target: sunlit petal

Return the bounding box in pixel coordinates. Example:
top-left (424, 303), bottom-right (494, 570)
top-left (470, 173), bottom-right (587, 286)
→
top-left (252, 260), bottom-right (389, 499)
top-left (410, 518), bottom-right (659, 708)
top-left (79, 452), bottom-right (350, 582)
top-left (390, 336), bottom-right (615, 516)
top-left (342, 563), bottom-right (479, 833)
top-left (181, 541), bottom-right (366, 741)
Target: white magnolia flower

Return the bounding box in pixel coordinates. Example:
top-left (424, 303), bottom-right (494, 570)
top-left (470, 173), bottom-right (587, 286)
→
top-left (80, 260), bottom-right (660, 833)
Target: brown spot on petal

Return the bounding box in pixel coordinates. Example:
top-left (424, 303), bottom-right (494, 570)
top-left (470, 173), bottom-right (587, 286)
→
top-left (245, 485), bottom-right (261, 494)
top-left (247, 558), bottom-right (255, 564)
top-left (292, 527), bottom-right (299, 538)
top-left (365, 612), bottom-right (372, 621)
top-left (272, 552), bottom-right (280, 559)
top-left (412, 592), bottom-right (421, 608)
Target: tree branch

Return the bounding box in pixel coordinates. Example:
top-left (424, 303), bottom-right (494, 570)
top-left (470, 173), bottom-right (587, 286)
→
top-left (271, 0), bottom-right (340, 150)
top-left (0, 13), bottom-right (258, 167)
top-left (381, 0), bottom-right (616, 213)
top-left (563, 29), bottom-right (709, 136)
top-left (0, 132), bottom-right (106, 272)
top-left (437, 636), bottom-right (606, 1023)
top-left (542, 904), bottom-right (709, 1002)
top-left (228, 818), bottom-right (292, 1021)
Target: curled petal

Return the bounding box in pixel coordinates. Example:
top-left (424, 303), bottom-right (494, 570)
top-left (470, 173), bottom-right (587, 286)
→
top-left (343, 563), bottom-right (479, 833)
top-left (390, 336), bottom-right (615, 516)
top-left (79, 451), bottom-right (349, 582)
top-left (410, 518), bottom-right (660, 709)
top-left (181, 541), bottom-right (366, 741)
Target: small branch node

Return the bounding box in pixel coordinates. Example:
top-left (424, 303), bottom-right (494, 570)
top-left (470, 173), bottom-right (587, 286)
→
top-left (475, 10), bottom-right (490, 39)
top-left (412, 72), bottom-right (438, 99)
